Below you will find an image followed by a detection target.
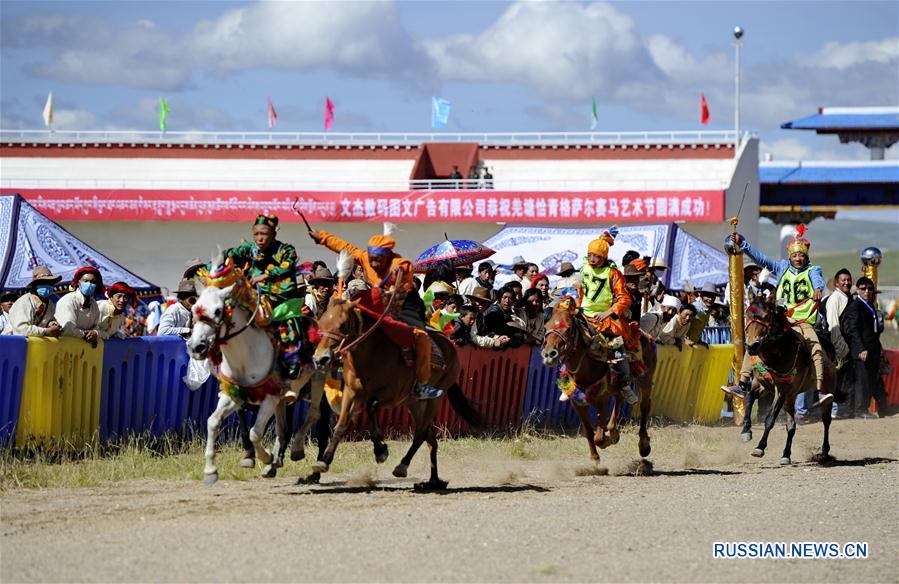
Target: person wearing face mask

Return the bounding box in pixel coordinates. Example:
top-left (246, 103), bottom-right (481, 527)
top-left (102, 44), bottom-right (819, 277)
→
top-left (3, 266), bottom-right (63, 337)
top-left (97, 281), bottom-right (137, 339)
top-left (56, 266), bottom-right (103, 346)
top-left (158, 280), bottom-right (198, 338)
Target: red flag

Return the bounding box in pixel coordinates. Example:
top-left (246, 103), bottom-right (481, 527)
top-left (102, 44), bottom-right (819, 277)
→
top-left (324, 97), bottom-right (335, 130)
top-left (700, 93), bottom-right (710, 125)
top-left (267, 96), bottom-right (277, 129)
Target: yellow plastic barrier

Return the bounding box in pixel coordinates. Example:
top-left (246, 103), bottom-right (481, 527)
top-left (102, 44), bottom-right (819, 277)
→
top-left (16, 337), bottom-right (104, 448)
top-left (645, 344), bottom-right (732, 423)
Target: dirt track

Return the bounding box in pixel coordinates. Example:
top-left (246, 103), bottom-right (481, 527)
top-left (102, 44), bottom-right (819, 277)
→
top-left (2, 418), bottom-right (897, 583)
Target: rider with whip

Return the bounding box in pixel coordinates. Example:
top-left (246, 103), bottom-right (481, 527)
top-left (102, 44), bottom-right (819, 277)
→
top-left (723, 224), bottom-right (834, 407)
top-left (307, 224), bottom-right (444, 400)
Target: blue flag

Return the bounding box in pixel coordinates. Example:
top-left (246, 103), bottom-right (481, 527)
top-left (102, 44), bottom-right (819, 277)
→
top-left (431, 96), bottom-right (450, 129)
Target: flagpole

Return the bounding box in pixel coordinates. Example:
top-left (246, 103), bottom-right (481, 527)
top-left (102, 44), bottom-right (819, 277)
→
top-left (733, 26), bottom-right (743, 155)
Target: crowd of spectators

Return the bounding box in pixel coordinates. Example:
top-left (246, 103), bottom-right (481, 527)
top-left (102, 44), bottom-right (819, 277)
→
top-left (447, 165), bottom-right (493, 189)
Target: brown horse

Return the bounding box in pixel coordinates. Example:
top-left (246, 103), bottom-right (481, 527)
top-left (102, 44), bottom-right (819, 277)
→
top-left (541, 302), bottom-right (657, 465)
top-left (744, 299), bottom-right (836, 464)
top-left (309, 296), bottom-right (483, 490)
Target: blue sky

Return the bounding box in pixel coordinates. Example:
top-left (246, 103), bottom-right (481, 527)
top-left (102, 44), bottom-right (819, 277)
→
top-left (1, 1), bottom-right (897, 160)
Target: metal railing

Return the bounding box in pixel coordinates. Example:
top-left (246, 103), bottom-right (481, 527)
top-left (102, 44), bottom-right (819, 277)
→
top-left (1, 129), bottom-right (740, 148)
top-left (1, 176), bottom-right (730, 192)
top-left (701, 326), bottom-right (733, 345)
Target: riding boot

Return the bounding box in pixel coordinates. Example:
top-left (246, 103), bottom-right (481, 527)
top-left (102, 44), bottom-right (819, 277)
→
top-left (613, 350), bottom-right (638, 405)
top-left (721, 379), bottom-right (750, 400)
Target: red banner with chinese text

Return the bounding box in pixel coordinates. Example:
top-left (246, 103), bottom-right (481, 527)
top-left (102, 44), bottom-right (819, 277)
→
top-left (14, 189), bottom-right (725, 223)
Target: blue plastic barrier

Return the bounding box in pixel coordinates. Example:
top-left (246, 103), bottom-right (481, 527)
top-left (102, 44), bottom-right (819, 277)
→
top-left (702, 326), bottom-right (732, 345)
top-left (100, 337), bottom-right (201, 439)
top-left (0, 336), bottom-right (28, 446)
top-left (522, 347), bottom-right (580, 428)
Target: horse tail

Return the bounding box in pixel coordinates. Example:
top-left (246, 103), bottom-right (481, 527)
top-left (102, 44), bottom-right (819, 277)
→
top-left (446, 383), bottom-right (484, 430)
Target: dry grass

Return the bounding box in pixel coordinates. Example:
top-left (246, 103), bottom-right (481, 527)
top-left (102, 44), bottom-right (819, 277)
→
top-left (0, 421), bottom-right (735, 492)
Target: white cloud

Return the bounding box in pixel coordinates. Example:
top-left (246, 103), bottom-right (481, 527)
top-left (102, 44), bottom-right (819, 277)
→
top-left (50, 108), bottom-right (97, 130)
top-left (425, 2), bottom-right (660, 101)
top-left (8, 2), bottom-right (430, 91)
top-left (809, 37), bottom-right (899, 70)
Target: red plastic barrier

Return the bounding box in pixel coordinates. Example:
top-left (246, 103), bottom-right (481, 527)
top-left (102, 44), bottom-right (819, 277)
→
top-left (881, 349), bottom-right (899, 408)
top-left (365, 345), bottom-right (531, 437)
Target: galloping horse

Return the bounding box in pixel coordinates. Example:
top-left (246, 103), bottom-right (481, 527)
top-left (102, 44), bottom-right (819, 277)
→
top-left (187, 254), bottom-right (323, 484)
top-left (744, 298), bottom-right (836, 464)
top-left (541, 300), bottom-right (657, 464)
top-left (310, 292), bottom-right (483, 490)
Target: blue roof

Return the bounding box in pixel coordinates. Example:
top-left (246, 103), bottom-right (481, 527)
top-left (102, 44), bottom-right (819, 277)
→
top-left (782, 108), bottom-right (899, 131)
top-left (760, 163), bottom-right (899, 184)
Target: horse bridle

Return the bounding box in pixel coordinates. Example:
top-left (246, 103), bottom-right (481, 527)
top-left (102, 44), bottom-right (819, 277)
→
top-left (194, 283), bottom-right (260, 346)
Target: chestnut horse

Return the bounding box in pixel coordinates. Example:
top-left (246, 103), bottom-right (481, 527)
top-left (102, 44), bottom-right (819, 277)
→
top-left (310, 296), bottom-right (483, 490)
top-left (744, 299), bottom-right (836, 464)
top-left (541, 302), bottom-right (657, 465)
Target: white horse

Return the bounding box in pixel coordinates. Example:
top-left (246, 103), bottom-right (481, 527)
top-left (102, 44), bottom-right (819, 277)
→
top-left (187, 255), bottom-right (325, 484)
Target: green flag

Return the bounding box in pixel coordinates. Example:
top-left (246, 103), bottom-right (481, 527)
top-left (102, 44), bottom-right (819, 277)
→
top-left (158, 97), bottom-right (171, 131)
top-left (591, 96), bottom-right (598, 130)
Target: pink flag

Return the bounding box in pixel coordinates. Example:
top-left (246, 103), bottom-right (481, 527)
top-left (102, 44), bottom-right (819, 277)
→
top-left (267, 96), bottom-right (277, 129)
top-left (324, 97), bottom-right (335, 130)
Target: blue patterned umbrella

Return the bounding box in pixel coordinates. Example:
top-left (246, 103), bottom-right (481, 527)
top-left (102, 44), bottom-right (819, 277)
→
top-left (414, 239), bottom-right (495, 273)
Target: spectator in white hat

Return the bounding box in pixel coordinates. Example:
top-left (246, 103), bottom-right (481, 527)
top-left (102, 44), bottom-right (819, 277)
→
top-left (658, 303), bottom-right (698, 349)
top-left (2, 267), bottom-right (63, 337)
top-left (639, 294), bottom-right (680, 338)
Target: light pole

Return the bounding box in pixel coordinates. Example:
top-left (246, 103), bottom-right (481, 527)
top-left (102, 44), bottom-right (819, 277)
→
top-left (733, 26), bottom-right (743, 153)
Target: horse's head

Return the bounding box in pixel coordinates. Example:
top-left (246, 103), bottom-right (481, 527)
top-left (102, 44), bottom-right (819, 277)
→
top-left (745, 296), bottom-right (788, 356)
top-left (187, 255), bottom-right (249, 360)
top-left (312, 296), bottom-right (360, 371)
top-left (542, 297), bottom-right (578, 367)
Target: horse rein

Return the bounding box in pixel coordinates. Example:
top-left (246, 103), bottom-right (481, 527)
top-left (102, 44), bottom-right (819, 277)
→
top-left (318, 266), bottom-right (404, 357)
top-left (194, 280), bottom-right (261, 347)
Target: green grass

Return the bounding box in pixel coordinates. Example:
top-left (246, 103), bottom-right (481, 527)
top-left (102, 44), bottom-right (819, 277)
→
top-left (814, 251), bottom-right (899, 287)
top-left (0, 422), bottom-right (734, 492)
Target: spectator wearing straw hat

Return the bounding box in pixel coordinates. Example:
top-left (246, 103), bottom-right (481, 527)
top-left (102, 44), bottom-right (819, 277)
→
top-left (2, 266), bottom-right (63, 337)
top-left (56, 266), bottom-right (104, 346)
top-left (303, 266), bottom-right (336, 318)
top-left (98, 281), bottom-right (137, 339)
top-left (158, 279), bottom-right (197, 338)
top-left (510, 256), bottom-right (530, 287)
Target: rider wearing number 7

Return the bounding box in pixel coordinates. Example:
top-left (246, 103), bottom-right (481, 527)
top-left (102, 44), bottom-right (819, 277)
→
top-left (577, 227), bottom-right (639, 405)
top-left (725, 224), bottom-right (832, 406)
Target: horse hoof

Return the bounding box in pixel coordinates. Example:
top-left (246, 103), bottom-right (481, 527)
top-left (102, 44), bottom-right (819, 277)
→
top-left (203, 472), bottom-right (219, 485)
top-left (639, 444), bottom-right (651, 458)
top-left (779, 457), bottom-right (792, 466)
top-left (311, 461), bottom-right (329, 473)
top-left (740, 432), bottom-right (753, 443)
top-left (374, 445), bottom-right (389, 464)
top-left (290, 450), bottom-right (305, 462)
top-left (261, 465), bottom-right (277, 478)
top-left (240, 457), bottom-right (256, 469)
top-left (750, 448), bottom-right (765, 458)
top-left (296, 472), bottom-right (321, 485)
top-left (414, 479), bottom-right (448, 491)
top-left (392, 463), bottom-right (409, 478)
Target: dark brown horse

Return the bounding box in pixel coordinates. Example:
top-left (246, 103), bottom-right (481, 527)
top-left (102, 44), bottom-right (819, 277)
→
top-left (310, 296), bottom-right (483, 490)
top-left (744, 299), bottom-right (836, 464)
top-left (541, 302), bottom-right (657, 465)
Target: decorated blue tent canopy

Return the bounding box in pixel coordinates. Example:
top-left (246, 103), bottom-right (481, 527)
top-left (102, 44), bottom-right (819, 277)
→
top-left (484, 223), bottom-right (729, 291)
top-left (0, 193), bottom-right (161, 297)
